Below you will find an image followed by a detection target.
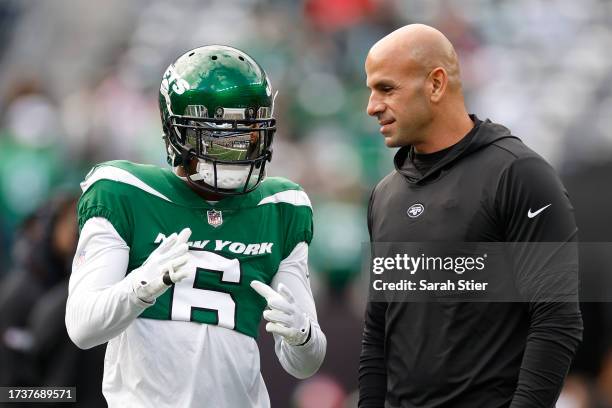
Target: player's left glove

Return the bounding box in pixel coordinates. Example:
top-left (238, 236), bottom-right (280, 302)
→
top-left (250, 280), bottom-right (311, 346)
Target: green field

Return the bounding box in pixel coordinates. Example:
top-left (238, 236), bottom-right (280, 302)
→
top-left (207, 143), bottom-right (247, 160)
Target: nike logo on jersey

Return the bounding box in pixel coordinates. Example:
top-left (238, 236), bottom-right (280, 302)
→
top-left (527, 204), bottom-right (551, 218)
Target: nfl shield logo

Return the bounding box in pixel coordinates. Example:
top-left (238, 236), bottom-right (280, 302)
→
top-left (207, 209), bottom-right (223, 228)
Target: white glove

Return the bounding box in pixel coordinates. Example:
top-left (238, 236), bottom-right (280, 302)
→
top-left (130, 228), bottom-right (192, 304)
top-left (250, 280), bottom-right (311, 346)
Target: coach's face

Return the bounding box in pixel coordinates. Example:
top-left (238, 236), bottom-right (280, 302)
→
top-left (365, 48), bottom-right (432, 148)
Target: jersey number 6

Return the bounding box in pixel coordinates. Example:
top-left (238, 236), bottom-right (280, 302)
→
top-left (170, 251), bottom-right (241, 329)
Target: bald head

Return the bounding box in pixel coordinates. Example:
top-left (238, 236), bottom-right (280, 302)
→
top-left (365, 24), bottom-right (473, 152)
top-left (368, 24), bottom-right (461, 92)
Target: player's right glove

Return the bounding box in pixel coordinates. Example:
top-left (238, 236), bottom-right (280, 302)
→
top-left (129, 228), bottom-right (192, 304)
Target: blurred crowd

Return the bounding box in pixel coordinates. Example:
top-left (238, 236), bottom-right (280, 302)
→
top-left (0, 0), bottom-right (611, 407)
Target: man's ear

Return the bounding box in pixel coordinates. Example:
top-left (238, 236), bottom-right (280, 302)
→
top-left (428, 67), bottom-right (448, 103)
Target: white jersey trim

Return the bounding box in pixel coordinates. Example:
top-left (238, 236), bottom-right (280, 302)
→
top-left (81, 166), bottom-right (172, 203)
top-left (257, 190), bottom-right (312, 208)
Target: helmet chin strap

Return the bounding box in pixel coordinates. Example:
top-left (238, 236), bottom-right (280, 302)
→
top-left (173, 145), bottom-right (221, 196)
top-left (177, 147), bottom-right (224, 196)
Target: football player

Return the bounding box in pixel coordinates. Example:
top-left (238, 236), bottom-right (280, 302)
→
top-left (65, 46), bottom-right (326, 407)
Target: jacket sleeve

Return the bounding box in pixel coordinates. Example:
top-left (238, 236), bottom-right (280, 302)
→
top-left (359, 300), bottom-right (388, 407)
top-left (358, 187), bottom-right (388, 407)
top-left (496, 156), bottom-right (583, 407)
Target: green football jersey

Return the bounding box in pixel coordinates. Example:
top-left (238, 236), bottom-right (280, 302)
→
top-left (77, 160), bottom-right (313, 339)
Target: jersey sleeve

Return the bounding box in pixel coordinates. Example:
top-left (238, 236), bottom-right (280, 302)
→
top-left (282, 201), bottom-right (313, 259)
top-left (77, 166), bottom-right (134, 246)
top-left (259, 182), bottom-right (313, 259)
top-left (270, 243), bottom-right (326, 379)
top-left (66, 217), bottom-right (149, 349)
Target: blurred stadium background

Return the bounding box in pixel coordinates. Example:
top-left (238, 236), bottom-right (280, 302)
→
top-left (0, 0), bottom-right (611, 407)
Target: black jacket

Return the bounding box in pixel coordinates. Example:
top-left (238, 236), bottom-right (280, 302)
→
top-left (359, 117), bottom-right (583, 408)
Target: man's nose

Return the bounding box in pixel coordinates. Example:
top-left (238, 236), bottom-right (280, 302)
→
top-left (367, 93), bottom-right (384, 117)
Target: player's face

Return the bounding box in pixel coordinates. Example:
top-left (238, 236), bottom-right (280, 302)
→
top-left (365, 53), bottom-right (432, 148)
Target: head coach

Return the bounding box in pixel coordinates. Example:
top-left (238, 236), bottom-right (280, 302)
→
top-left (359, 24), bottom-right (583, 408)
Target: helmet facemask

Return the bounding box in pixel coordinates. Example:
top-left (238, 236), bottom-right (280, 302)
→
top-left (164, 104), bottom-right (275, 196)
